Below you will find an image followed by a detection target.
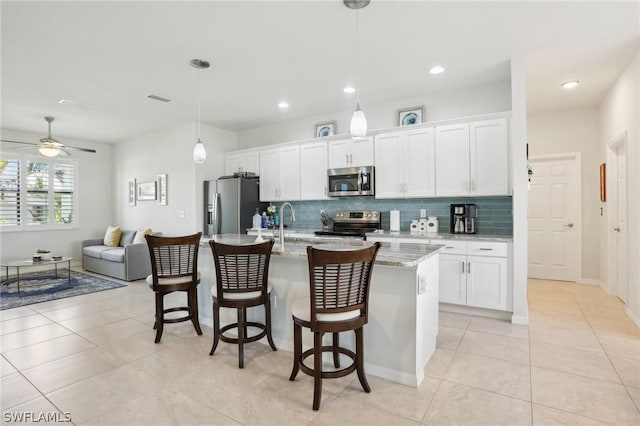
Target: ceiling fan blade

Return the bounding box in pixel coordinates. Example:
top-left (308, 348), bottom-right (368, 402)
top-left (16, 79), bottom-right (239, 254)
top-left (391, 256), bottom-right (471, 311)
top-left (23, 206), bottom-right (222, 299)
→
top-left (58, 148), bottom-right (72, 157)
top-left (66, 146), bottom-right (97, 153)
top-left (0, 139), bottom-right (39, 146)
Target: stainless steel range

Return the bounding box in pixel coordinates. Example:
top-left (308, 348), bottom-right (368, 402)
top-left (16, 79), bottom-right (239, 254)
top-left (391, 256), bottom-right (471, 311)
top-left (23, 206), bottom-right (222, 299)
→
top-left (315, 210), bottom-right (381, 239)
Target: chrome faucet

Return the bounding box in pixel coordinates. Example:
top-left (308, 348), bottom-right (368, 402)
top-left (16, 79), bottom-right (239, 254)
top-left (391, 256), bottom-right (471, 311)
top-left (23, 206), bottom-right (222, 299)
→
top-left (279, 202), bottom-right (296, 251)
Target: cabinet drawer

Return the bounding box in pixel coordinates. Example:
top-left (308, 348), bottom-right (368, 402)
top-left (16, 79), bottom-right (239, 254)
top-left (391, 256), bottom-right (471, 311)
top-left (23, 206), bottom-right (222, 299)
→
top-left (467, 241), bottom-right (507, 257)
top-left (434, 239), bottom-right (466, 255)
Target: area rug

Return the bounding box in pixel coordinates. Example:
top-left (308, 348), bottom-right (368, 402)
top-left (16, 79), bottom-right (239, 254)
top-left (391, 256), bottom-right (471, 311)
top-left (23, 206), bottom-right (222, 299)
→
top-left (0, 270), bottom-right (126, 310)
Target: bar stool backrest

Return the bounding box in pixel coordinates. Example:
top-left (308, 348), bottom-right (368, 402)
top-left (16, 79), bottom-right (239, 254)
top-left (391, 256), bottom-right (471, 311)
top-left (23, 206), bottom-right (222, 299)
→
top-left (146, 233), bottom-right (201, 288)
top-left (306, 242), bottom-right (381, 325)
top-left (209, 240), bottom-right (275, 300)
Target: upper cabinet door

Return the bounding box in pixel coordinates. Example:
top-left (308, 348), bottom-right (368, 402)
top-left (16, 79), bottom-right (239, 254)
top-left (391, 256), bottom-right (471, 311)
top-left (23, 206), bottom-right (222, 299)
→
top-left (259, 149), bottom-right (279, 201)
top-left (404, 127), bottom-right (435, 198)
top-left (470, 119), bottom-right (509, 196)
top-left (328, 138), bottom-right (351, 169)
top-left (350, 136), bottom-right (374, 167)
top-left (435, 123), bottom-right (470, 196)
top-left (225, 150), bottom-right (259, 176)
top-left (277, 145), bottom-right (301, 201)
top-left (300, 142), bottom-right (330, 200)
top-left (374, 132), bottom-right (403, 198)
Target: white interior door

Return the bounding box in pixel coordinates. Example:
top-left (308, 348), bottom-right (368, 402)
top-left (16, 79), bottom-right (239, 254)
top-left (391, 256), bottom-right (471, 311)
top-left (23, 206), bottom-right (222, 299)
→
top-left (528, 156), bottom-right (580, 281)
top-left (615, 146), bottom-right (627, 302)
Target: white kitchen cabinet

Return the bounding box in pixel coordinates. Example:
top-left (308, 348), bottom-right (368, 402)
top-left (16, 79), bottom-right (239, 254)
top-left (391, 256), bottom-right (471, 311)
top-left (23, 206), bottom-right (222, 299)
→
top-left (300, 141), bottom-right (330, 200)
top-left (374, 127), bottom-right (435, 199)
top-left (328, 136), bottom-right (374, 168)
top-left (437, 239), bottom-right (509, 311)
top-left (469, 119), bottom-right (509, 196)
top-left (259, 145), bottom-right (300, 201)
top-left (435, 118), bottom-right (509, 196)
top-left (224, 150), bottom-right (259, 176)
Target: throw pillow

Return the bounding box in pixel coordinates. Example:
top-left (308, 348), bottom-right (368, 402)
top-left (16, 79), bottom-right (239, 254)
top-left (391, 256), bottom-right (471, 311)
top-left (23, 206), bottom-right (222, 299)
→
top-left (103, 226), bottom-right (122, 247)
top-left (133, 228), bottom-right (153, 244)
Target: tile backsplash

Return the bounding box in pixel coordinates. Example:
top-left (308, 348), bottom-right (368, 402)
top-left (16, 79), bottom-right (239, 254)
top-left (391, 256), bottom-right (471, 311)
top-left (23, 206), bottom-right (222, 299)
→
top-left (273, 197), bottom-right (512, 235)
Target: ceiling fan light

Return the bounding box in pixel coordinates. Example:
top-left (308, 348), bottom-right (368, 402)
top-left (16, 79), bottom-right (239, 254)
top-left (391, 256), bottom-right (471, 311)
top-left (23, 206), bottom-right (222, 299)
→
top-left (193, 138), bottom-right (206, 163)
top-left (350, 104), bottom-right (367, 140)
top-left (39, 146), bottom-right (60, 157)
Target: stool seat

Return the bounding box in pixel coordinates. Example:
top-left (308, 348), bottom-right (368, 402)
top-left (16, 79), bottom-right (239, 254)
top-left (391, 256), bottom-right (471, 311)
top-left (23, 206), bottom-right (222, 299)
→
top-left (211, 283), bottom-right (272, 300)
top-left (291, 297), bottom-right (361, 323)
top-left (145, 233), bottom-right (203, 344)
top-left (209, 239), bottom-right (277, 368)
top-left (289, 242), bottom-right (381, 411)
top-left (147, 271), bottom-right (202, 288)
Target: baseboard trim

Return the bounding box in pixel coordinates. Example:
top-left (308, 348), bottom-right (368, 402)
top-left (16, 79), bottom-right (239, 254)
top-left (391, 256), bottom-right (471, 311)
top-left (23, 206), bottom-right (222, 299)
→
top-left (625, 307), bottom-right (640, 327)
top-left (577, 278), bottom-right (602, 286)
top-left (511, 315), bottom-right (529, 326)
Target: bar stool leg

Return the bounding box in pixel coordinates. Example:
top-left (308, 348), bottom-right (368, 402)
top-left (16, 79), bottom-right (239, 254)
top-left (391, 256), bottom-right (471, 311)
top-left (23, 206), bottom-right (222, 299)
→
top-left (313, 331), bottom-right (323, 410)
top-left (355, 327), bottom-right (370, 393)
top-left (154, 293), bottom-right (164, 344)
top-left (189, 289), bottom-right (203, 335)
top-left (289, 323), bottom-right (301, 381)
top-left (265, 298), bottom-right (277, 351)
top-left (237, 307), bottom-right (245, 369)
top-left (332, 332), bottom-right (340, 368)
top-left (210, 300), bottom-right (220, 355)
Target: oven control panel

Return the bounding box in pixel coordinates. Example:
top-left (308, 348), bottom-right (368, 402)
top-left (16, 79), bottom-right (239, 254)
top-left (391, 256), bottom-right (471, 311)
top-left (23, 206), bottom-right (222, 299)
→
top-left (333, 210), bottom-right (381, 224)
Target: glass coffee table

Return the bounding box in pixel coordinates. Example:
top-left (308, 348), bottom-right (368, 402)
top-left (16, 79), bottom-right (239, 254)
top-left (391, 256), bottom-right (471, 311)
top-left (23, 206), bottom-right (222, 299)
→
top-left (1, 257), bottom-right (73, 292)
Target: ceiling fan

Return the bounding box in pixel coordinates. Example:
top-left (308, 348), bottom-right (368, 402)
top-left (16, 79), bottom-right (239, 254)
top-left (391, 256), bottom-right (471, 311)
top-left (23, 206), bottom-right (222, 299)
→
top-left (1, 116), bottom-right (96, 157)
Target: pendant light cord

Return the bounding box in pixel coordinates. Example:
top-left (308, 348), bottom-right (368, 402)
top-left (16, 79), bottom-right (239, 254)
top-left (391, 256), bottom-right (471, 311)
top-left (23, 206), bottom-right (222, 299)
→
top-left (197, 69), bottom-right (201, 140)
top-left (355, 7), bottom-right (360, 105)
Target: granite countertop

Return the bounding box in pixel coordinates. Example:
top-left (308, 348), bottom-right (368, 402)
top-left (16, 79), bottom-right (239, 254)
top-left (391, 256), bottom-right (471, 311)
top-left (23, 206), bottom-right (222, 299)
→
top-left (201, 234), bottom-right (443, 268)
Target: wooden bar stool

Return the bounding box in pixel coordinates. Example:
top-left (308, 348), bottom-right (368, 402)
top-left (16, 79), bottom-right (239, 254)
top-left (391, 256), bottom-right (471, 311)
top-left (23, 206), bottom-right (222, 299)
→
top-left (209, 239), bottom-right (277, 368)
top-left (289, 242), bottom-right (381, 410)
top-left (145, 233), bottom-right (203, 344)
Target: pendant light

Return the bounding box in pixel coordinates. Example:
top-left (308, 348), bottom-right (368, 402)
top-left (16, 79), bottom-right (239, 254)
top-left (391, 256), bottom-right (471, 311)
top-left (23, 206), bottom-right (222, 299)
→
top-left (345, 0), bottom-right (370, 140)
top-left (190, 59), bottom-right (210, 164)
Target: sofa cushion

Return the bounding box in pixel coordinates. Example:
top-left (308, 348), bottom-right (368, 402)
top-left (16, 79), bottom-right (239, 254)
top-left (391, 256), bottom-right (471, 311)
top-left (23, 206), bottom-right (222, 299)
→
top-left (83, 245), bottom-right (114, 259)
top-left (100, 248), bottom-right (125, 263)
top-left (119, 230), bottom-right (136, 246)
top-left (103, 226), bottom-right (121, 247)
top-left (133, 228), bottom-right (152, 244)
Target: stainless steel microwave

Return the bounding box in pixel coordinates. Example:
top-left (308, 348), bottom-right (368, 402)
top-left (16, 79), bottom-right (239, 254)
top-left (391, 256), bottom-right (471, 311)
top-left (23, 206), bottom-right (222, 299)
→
top-left (327, 166), bottom-right (375, 197)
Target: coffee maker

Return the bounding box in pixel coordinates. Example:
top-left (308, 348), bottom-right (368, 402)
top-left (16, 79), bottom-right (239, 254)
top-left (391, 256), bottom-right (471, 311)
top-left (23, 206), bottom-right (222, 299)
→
top-left (450, 204), bottom-right (477, 234)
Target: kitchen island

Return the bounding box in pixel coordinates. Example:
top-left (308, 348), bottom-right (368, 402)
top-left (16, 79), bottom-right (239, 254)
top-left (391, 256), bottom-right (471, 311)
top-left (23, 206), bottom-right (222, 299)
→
top-left (197, 234), bottom-right (442, 387)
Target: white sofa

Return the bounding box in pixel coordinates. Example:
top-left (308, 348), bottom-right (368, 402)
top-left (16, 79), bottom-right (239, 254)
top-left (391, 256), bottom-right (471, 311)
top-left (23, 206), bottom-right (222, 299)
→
top-left (82, 230), bottom-right (160, 281)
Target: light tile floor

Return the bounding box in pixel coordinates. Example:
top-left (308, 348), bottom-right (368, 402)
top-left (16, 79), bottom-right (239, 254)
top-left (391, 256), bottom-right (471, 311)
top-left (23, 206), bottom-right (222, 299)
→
top-left (1, 275), bottom-right (639, 425)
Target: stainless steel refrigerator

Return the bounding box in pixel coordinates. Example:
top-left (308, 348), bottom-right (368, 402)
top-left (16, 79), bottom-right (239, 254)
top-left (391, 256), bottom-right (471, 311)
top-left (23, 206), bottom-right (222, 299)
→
top-left (204, 176), bottom-right (267, 236)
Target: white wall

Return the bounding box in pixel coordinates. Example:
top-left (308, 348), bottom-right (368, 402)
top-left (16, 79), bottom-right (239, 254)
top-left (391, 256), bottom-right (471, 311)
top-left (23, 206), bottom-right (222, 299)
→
top-left (0, 129), bottom-right (112, 265)
top-left (599, 51), bottom-right (640, 324)
top-left (236, 81), bottom-right (512, 148)
top-left (113, 122), bottom-right (236, 236)
top-left (527, 107), bottom-right (601, 281)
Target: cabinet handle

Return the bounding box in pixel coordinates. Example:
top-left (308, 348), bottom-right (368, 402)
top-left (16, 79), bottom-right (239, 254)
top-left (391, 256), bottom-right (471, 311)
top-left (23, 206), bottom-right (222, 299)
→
top-left (462, 261), bottom-right (465, 273)
top-left (350, 153), bottom-right (353, 164)
top-left (468, 262), bottom-right (471, 274)
top-left (479, 248), bottom-right (493, 251)
top-left (445, 246), bottom-right (455, 249)
top-left (346, 154), bottom-right (349, 164)
top-left (324, 187), bottom-right (327, 195)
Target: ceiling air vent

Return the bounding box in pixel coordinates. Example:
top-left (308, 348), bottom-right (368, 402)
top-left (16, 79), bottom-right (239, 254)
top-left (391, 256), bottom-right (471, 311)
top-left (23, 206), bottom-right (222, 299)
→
top-left (146, 94), bottom-right (172, 103)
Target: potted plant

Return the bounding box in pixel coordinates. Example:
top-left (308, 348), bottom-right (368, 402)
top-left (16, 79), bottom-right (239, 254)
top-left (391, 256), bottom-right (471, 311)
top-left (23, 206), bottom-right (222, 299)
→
top-left (36, 249), bottom-right (52, 261)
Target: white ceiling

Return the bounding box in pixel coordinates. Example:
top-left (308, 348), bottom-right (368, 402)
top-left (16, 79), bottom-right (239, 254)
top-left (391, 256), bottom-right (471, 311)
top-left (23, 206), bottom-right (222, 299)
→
top-left (1, 1), bottom-right (638, 144)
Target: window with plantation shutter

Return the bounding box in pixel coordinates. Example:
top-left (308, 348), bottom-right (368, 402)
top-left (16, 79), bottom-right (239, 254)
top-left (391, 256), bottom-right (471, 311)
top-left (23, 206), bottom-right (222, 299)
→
top-left (0, 159), bottom-right (20, 226)
top-left (0, 155), bottom-right (77, 231)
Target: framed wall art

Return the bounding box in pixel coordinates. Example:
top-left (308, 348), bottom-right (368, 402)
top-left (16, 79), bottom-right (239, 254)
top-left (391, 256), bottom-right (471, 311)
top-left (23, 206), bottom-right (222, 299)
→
top-left (128, 179), bottom-right (136, 206)
top-left (157, 174), bottom-right (167, 205)
top-left (398, 106), bottom-right (424, 126)
top-left (137, 181), bottom-right (157, 201)
top-left (315, 121), bottom-right (336, 138)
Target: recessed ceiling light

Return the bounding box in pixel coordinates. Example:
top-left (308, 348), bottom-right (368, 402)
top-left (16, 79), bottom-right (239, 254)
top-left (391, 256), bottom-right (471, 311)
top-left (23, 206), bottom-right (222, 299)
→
top-left (561, 80), bottom-right (580, 89)
top-left (429, 65), bottom-right (445, 75)
top-left (278, 101), bottom-right (289, 109)
top-left (343, 86), bottom-right (355, 94)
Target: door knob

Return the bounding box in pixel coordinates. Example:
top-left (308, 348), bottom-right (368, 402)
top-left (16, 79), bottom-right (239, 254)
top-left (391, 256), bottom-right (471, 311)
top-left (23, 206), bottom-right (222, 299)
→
top-left (614, 227), bottom-right (620, 232)
top-left (563, 223), bottom-right (574, 228)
